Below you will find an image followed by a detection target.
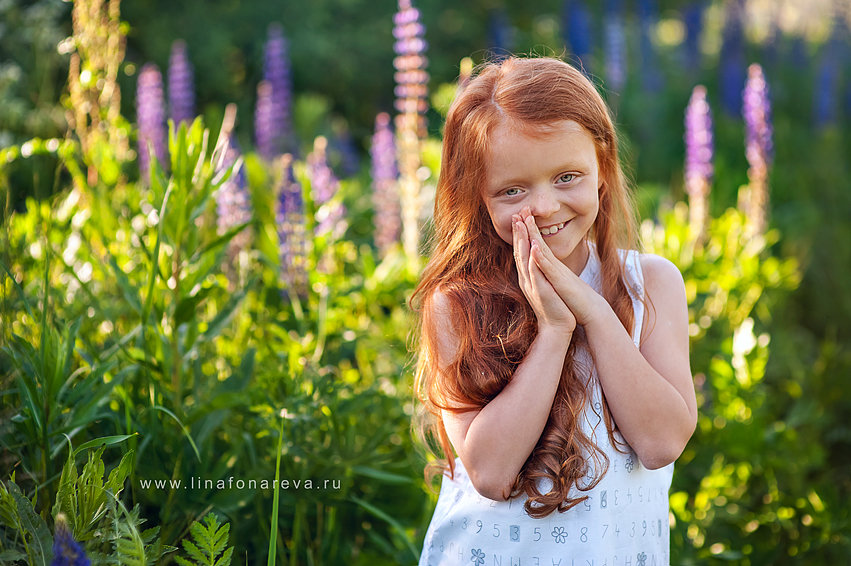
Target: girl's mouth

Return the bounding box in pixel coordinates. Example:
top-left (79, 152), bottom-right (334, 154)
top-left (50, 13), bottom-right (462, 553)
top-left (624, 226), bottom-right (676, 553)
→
top-left (539, 221), bottom-right (566, 236)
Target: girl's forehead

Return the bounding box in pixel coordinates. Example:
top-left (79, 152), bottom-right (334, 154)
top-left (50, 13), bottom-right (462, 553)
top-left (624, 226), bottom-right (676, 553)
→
top-left (490, 117), bottom-right (591, 141)
top-left (487, 119), bottom-right (596, 154)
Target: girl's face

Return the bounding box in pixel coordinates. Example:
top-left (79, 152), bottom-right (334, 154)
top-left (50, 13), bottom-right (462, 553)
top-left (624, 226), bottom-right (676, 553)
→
top-left (482, 119), bottom-right (602, 275)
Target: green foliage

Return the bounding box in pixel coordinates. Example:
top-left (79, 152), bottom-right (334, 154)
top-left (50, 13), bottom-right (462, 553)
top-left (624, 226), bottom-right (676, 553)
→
top-left (0, 444), bottom-right (174, 566)
top-left (174, 513), bottom-right (234, 566)
top-left (639, 203), bottom-right (848, 563)
top-left (0, 478), bottom-right (53, 566)
top-left (52, 446), bottom-right (133, 543)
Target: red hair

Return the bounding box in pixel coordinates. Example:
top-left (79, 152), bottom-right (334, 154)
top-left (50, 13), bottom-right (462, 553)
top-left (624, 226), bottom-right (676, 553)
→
top-left (411, 57), bottom-right (640, 517)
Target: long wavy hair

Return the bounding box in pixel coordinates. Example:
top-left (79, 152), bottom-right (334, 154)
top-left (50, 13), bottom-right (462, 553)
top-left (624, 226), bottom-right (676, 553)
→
top-left (411, 57), bottom-right (641, 518)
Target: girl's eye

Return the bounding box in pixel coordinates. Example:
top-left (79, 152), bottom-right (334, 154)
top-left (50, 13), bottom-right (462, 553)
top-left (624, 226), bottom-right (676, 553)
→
top-left (505, 187), bottom-right (521, 196)
top-left (557, 173), bottom-right (575, 184)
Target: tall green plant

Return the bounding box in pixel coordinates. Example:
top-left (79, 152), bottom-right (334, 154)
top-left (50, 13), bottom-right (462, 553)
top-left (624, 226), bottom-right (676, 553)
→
top-left (642, 202), bottom-right (802, 563)
top-left (0, 256), bottom-right (129, 507)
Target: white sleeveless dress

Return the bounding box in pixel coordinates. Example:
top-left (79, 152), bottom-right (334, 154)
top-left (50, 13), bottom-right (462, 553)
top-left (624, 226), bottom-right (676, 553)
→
top-left (419, 245), bottom-right (673, 566)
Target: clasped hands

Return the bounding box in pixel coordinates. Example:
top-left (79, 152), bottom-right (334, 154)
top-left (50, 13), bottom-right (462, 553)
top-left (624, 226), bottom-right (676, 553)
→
top-left (511, 207), bottom-right (603, 333)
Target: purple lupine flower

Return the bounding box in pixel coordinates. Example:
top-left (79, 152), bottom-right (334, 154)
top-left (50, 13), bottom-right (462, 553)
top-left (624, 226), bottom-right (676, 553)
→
top-left (262, 24), bottom-right (295, 157)
top-left (215, 137), bottom-right (252, 254)
top-left (255, 80), bottom-right (277, 161)
top-left (682, 3), bottom-right (704, 73)
top-left (741, 63), bottom-right (773, 235)
top-left (168, 40), bottom-right (195, 127)
top-left (637, 0), bottom-right (663, 92)
top-left (276, 155), bottom-right (308, 298)
top-left (393, 0), bottom-right (429, 258)
top-left (719, 0), bottom-right (746, 116)
top-left (743, 64), bottom-right (773, 176)
top-left (562, 0), bottom-right (593, 74)
top-left (307, 136), bottom-right (347, 240)
top-left (685, 85), bottom-right (714, 187)
top-left (52, 514), bottom-right (90, 566)
top-left (684, 85), bottom-right (713, 238)
top-left (603, 0), bottom-right (626, 92)
top-left (393, 0), bottom-right (429, 136)
top-left (136, 63), bottom-right (167, 181)
top-left (370, 112), bottom-right (401, 255)
top-left (488, 9), bottom-right (512, 61)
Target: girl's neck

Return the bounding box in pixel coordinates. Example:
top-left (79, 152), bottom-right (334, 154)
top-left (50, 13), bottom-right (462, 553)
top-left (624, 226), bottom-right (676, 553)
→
top-left (564, 239), bottom-right (591, 275)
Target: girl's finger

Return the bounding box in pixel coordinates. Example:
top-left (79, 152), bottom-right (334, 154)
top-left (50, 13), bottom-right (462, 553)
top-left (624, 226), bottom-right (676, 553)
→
top-left (513, 218), bottom-right (531, 293)
top-left (528, 241), bottom-right (558, 305)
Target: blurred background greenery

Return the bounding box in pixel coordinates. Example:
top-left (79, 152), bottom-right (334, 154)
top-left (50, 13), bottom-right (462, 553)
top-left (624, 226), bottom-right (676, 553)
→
top-left (1, 0), bottom-right (849, 564)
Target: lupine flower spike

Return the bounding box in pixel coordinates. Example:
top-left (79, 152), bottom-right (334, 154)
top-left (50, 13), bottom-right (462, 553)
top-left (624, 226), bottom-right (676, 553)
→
top-left (276, 155), bottom-right (308, 298)
top-left (215, 137), bottom-right (253, 264)
top-left (741, 63), bottom-right (773, 236)
top-left (563, 0), bottom-right (593, 74)
top-left (307, 136), bottom-right (347, 241)
top-left (52, 514), bottom-right (91, 566)
top-left (684, 85), bottom-right (713, 240)
top-left (168, 40), bottom-right (195, 127)
top-left (603, 0), bottom-right (627, 93)
top-left (371, 112), bottom-right (401, 256)
top-left (638, 0), bottom-right (663, 92)
top-left (136, 63), bottom-right (168, 181)
top-left (682, 3), bottom-right (704, 74)
top-left (720, 0), bottom-right (746, 116)
top-left (255, 80), bottom-right (277, 161)
top-left (393, 0), bottom-right (429, 259)
top-left (260, 24), bottom-right (295, 158)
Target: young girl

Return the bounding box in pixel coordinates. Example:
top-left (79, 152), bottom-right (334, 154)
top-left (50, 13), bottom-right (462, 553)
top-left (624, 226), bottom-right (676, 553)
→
top-left (412, 57), bottom-right (697, 565)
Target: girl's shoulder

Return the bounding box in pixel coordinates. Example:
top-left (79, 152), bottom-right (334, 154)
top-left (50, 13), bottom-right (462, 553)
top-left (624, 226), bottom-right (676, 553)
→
top-left (637, 252), bottom-right (685, 293)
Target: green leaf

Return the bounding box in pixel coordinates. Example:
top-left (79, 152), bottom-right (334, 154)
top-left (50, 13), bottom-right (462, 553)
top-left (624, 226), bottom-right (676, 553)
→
top-left (173, 285), bottom-right (215, 326)
top-left (106, 254), bottom-right (144, 315)
top-left (8, 482), bottom-right (52, 566)
top-left (151, 406), bottom-right (202, 462)
top-left (52, 447), bottom-right (80, 533)
top-left (351, 466), bottom-right (413, 485)
top-left (175, 513), bottom-right (233, 566)
top-left (72, 434), bottom-right (137, 457)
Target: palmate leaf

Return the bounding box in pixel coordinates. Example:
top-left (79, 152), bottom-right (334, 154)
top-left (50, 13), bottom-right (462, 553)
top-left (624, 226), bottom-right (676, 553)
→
top-left (174, 513), bottom-right (233, 566)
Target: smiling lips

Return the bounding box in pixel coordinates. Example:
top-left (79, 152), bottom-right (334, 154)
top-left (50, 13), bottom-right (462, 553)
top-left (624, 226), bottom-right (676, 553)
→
top-left (538, 221), bottom-right (567, 236)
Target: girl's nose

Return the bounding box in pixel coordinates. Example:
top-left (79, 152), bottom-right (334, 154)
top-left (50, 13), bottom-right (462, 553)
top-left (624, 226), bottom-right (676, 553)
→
top-left (531, 186), bottom-right (560, 218)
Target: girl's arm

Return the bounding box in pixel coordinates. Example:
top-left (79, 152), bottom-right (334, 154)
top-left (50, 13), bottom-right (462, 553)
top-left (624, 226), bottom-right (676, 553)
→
top-left (584, 254), bottom-right (696, 469)
top-left (523, 213), bottom-right (697, 469)
top-left (436, 218), bottom-right (575, 501)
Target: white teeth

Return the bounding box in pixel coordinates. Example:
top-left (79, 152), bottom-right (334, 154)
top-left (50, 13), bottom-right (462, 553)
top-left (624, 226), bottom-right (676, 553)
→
top-left (539, 222), bottom-right (566, 236)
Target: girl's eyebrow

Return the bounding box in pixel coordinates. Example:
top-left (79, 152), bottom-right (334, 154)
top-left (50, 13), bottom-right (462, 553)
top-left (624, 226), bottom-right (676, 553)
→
top-left (489, 162), bottom-right (588, 188)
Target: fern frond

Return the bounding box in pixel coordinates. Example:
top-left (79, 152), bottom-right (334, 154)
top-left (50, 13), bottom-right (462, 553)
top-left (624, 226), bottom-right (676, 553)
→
top-left (174, 513), bottom-right (233, 566)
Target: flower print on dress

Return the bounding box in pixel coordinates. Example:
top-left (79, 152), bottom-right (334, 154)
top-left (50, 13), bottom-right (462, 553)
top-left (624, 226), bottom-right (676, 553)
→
top-left (637, 551), bottom-right (648, 566)
top-left (470, 548), bottom-right (486, 565)
top-left (551, 526), bottom-right (568, 543)
top-left (625, 455), bottom-right (635, 473)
